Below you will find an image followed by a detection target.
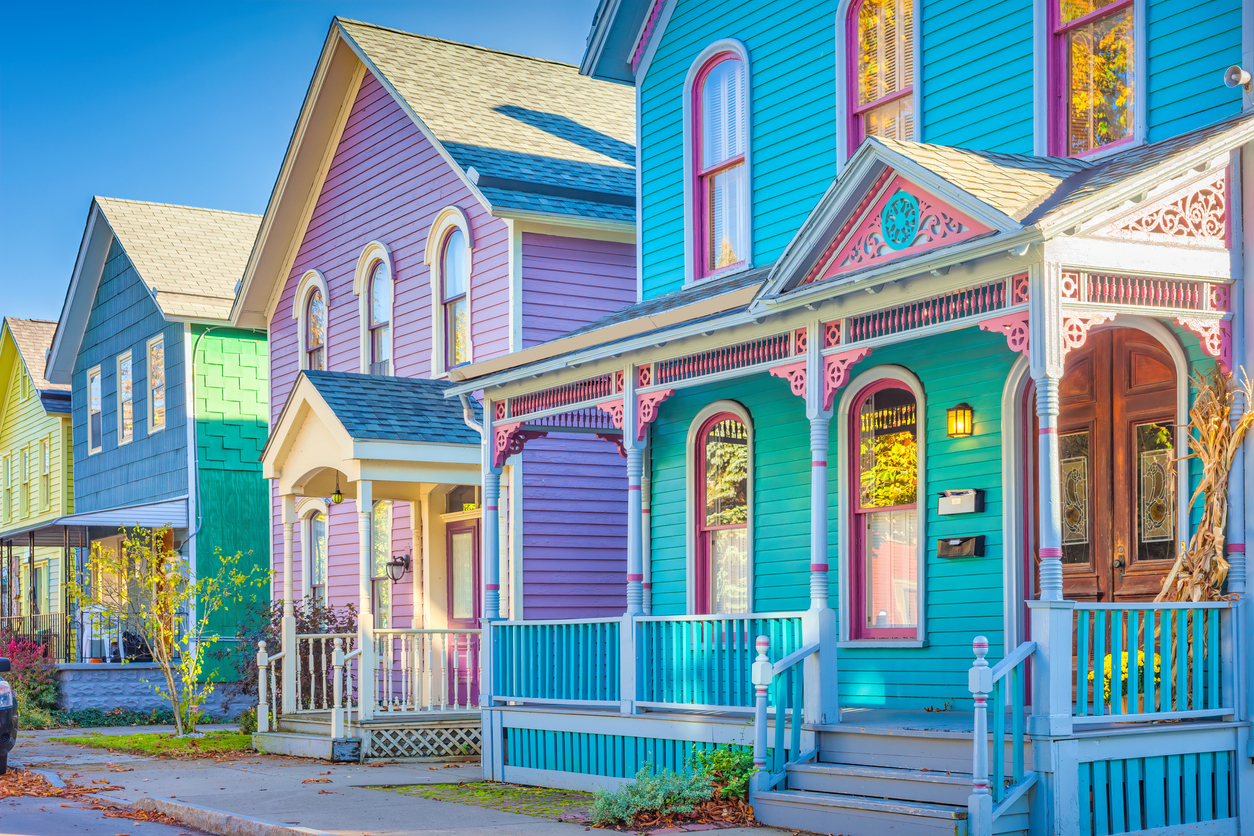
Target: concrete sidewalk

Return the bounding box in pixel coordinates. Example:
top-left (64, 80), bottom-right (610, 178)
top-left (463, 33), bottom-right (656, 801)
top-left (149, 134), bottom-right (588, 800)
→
top-left (11, 726), bottom-right (781, 836)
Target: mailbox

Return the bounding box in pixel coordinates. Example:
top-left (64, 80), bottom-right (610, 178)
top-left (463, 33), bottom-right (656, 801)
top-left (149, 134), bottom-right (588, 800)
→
top-left (937, 489), bottom-right (984, 515)
top-left (938, 535), bottom-right (985, 558)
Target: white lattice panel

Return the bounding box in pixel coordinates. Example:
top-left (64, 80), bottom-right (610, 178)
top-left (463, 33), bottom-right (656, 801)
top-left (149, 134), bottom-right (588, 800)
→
top-left (367, 725), bottom-right (481, 760)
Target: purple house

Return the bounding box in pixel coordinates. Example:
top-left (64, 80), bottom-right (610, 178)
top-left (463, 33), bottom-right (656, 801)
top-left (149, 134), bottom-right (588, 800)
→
top-left (232, 18), bottom-right (637, 759)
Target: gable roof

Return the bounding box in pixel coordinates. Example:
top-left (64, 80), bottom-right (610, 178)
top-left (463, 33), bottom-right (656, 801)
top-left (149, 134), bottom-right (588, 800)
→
top-left (301, 370), bottom-right (481, 445)
top-left (46, 198), bottom-right (262, 385)
top-left (5, 318), bottom-right (68, 395)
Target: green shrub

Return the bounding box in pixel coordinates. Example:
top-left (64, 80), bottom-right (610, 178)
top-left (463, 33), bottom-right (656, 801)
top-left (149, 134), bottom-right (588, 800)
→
top-left (13, 704), bottom-right (183, 730)
top-left (236, 707), bottom-right (257, 735)
top-left (590, 764), bottom-right (713, 826)
top-left (16, 691), bottom-right (58, 730)
top-left (689, 743), bottom-right (756, 799)
top-left (3, 637), bottom-right (58, 710)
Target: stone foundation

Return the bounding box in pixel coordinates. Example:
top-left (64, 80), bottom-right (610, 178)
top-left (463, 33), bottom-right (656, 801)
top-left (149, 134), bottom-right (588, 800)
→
top-left (55, 663), bottom-right (240, 718)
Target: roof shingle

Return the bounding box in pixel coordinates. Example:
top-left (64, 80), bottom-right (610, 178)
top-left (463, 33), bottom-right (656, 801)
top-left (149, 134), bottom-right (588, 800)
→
top-left (6, 318), bottom-right (69, 394)
top-left (304, 371), bottom-right (481, 445)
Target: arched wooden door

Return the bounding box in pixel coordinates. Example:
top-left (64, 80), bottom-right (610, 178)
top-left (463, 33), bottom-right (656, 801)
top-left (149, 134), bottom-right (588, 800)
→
top-left (1035, 328), bottom-right (1179, 602)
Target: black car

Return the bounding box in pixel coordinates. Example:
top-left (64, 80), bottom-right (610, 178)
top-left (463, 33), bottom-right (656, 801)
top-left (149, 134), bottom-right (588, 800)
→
top-left (0, 657), bottom-right (13, 774)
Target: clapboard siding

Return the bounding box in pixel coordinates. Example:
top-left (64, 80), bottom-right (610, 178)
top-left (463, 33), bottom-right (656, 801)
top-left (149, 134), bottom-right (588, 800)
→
top-left (520, 234), bottom-right (636, 347)
top-left (1146, 0), bottom-right (1242, 142)
top-left (72, 240), bottom-right (188, 512)
top-left (521, 433), bottom-right (628, 619)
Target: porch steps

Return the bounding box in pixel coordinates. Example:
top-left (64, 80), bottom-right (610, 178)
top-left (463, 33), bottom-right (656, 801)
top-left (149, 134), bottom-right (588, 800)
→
top-left (251, 730), bottom-right (360, 762)
top-left (753, 724), bottom-right (1029, 836)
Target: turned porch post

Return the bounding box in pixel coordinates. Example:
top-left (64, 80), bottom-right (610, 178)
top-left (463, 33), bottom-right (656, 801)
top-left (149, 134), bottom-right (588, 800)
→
top-left (622, 367), bottom-right (646, 617)
top-left (280, 494), bottom-right (296, 714)
top-left (642, 458), bottom-right (653, 615)
top-left (483, 464), bottom-right (503, 621)
top-left (356, 479), bottom-right (374, 720)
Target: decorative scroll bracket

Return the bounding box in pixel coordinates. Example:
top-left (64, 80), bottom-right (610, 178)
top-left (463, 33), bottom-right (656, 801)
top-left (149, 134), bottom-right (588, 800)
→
top-left (1175, 316), bottom-right (1232, 373)
top-left (1061, 310), bottom-right (1117, 359)
top-left (636, 389), bottom-right (675, 441)
top-left (768, 359), bottom-right (807, 400)
top-left (596, 398), bottom-right (625, 430)
top-left (823, 347), bottom-right (873, 411)
top-left (493, 421), bottom-right (549, 468)
top-left (596, 432), bottom-right (627, 459)
top-left (978, 312), bottom-right (1031, 358)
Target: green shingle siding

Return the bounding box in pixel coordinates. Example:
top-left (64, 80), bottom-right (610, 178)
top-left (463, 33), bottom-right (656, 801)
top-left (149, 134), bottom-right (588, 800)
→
top-left (1146, 0), bottom-right (1243, 142)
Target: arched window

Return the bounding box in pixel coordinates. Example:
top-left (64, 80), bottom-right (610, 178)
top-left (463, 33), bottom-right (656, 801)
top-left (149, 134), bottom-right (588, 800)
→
top-left (849, 0), bottom-right (914, 150)
top-left (695, 412), bottom-right (749, 614)
top-left (441, 228), bottom-right (470, 368)
top-left (368, 260), bottom-right (391, 374)
top-left (1049, 0), bottom-right (1135, 156)
top-left (371, 499), bottom-right (392, 629)
top-left (851, 380), bottom-right (919, 637)
top-left (693, 52), bottom-right (747, 278)
top-left (305, 510), bottom-right (327, 603)
top-left (305, 288), bottom-right (326, 371)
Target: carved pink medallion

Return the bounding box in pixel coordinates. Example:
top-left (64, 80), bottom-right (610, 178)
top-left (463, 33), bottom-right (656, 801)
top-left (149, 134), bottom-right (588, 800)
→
top-left (596, 398), bottom-right (625, 430)
top-left (823, 347), bottom-right (873, 410)
top-left (768, 359), bottom-right (807, 399)
top-left (978, 312), bottom-right (1030, 358)
top-left (493, 421), bottom-right (549, 468)
top-left (636, 389), bottom-right (674, 441)
top-left (1061, 311), bottom-right (1117, 358)
top-left (1175, 317), bottom-right (1232, 373)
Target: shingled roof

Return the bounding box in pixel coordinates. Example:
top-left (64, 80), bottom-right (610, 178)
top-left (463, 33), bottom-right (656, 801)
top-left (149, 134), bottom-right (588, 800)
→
top-left (303, 370), bottom-right (481, 445)
top-left (95, 197), bottom-right (262, 321)
top-left (338, 19), bottom-right (635, 221)
top-left (5, 318), bottom-right (68, 394)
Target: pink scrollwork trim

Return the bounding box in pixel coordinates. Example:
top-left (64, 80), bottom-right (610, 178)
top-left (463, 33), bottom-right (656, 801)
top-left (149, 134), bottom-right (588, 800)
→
top-left (636, 389), bottom-right (675, 441)
top-left (1106, 168), bottom-right (1227, 246)
top-left (493, 421), bottom-right (549, 468)
top-left (824, 320), bottom-right (841, 348)
top-left (823, 347), bottom-right (873, 411)
top-left (1011, 273), bottom-right (1029, 305)
top-left (1061, 310), bottom-right (1117, 358)
top-left (596, 398), bottom-right (625, 430)
top-left (596, 432), bottom-right (627, 459)
top-left (768, 359), bottom-right (807, 400)
top-left (1174, 316), bottom-right (1232, 373)
top-left (978, 312), bottom-right (1030, 358)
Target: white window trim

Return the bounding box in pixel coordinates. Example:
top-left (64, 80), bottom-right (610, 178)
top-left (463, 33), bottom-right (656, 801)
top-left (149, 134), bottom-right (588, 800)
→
top-left (685, 399), bottom-right (755, 614)
top-left (292, 270), bottom-right (331, 372)
top-left (116, 351), bottom-right (133, 446)
top-left (836, 364), bottom-right (927, 647)
top-left (146, 335), bottom-right (166, 435)
top-left (297, 496), bottom-right (330, 601)
top-left (352, 241), bottom-right (395, 375)
top-left (87, 365), bottom-right (103, 454)
top-left (1032, 0), bottom-right (1147, 158)
top-left (683, 39), bottom-right (754, 288)
top-left (424, 206), bottom-right (475, 378)
top-left (834, 0), bottom-right (923, 168)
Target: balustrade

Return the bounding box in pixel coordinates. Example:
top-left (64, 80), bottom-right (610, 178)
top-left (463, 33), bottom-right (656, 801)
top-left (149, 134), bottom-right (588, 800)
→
top-left (374, 628), bottom-right (481, 713)
top-left (492, 618), bottom-right (621, 705)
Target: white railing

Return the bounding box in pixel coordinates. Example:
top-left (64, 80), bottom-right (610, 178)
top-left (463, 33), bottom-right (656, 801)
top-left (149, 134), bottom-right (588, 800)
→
top-left (255, 639), bottom-right (286, 733)
top-left (750, 634), bottom-right (819, 798)
top-left (293, 632), bottom-right (357, 713)
top-left (968, 637), bottom-right (1038, 836)
top-left (373, 628), bottom-right (481, 713)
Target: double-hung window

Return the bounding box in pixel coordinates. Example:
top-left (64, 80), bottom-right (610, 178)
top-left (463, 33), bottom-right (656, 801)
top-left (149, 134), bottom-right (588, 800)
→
top-left (148, 335), bottom-right (166, 432)
top-left (441, 229), bottom-right (470, 369)
top-left (368, 260), bottom-right (391, 375)
top-left (694, 53), bottom-right (747, 278)
top-left (117, 351), bottom-right (133, 444)
top-left (371, 499), bottom-right (392, 630)
top-left (20, 446), bottom-right (30, 518)
top-left (849, 0), bottom-right (914, 147)
top-left (695, 413), bottom-right (749, 614)
top-left (87, 367), bottom-right (102, 454)
top-left (40, 437), bottom-right (50, 511)
top-left (1050, 0), bottom-right (1135, 156)
top-left (2, 453), bottom-right (11, 521)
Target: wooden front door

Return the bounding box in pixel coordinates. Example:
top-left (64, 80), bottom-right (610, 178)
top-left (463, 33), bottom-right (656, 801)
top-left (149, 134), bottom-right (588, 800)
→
top-left (1048, 328), bottom-right (1178, 602)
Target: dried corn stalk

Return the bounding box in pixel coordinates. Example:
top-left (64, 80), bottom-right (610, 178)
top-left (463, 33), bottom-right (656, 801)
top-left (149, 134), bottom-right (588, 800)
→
top-left (1156, 365), bottom-right (1254, 602)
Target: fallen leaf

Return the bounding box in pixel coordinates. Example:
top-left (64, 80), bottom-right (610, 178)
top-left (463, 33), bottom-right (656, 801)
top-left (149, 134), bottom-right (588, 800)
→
top-left (319, 771), bottom-right (331, 775)
top-left (302, 778), bottom-right (331, 784)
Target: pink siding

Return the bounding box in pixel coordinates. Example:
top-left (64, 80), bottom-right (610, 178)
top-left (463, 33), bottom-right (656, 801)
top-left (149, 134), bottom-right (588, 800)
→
top-left (522, 433), bottom-right (627, 619)
top-left (520, 234), bottom-right (636, 347)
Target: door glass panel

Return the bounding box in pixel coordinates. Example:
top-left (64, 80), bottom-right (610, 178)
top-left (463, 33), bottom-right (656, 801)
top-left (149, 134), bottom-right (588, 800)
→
top-left (709, 528), bottom-right (748, 614)
top-left (1060, 430), bottom-right (1091, 564)
top-left (450, 530), bottom-right (475, 622)
top-left (865, 509), bottom-right (917, 629)
top-left (1136, 422), bottom-right (1175, 561)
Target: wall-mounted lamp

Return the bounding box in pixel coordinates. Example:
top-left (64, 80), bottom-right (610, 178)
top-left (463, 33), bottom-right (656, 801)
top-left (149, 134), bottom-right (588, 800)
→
top-left (331, 474), bottom-right (344, 505)
top-left (386, 553), bottom-right (411, 585)
top-left (947, 403), bottom-right (974, 438)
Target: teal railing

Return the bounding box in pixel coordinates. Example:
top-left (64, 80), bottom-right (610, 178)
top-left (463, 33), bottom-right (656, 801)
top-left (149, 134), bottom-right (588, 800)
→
top-left (492, 618), bottom-right (621, 705)
top-left (749, 634), bottom-right (817, 798)
top-left (968, 637), bottom-right (1038, 836)
top-left (1073, 602), bottom-right (1233, 722)
top-left (635, 613), bottom-right (804, 710)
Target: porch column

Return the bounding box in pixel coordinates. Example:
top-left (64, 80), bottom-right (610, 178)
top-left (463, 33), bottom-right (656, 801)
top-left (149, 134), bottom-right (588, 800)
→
top-left (642, 462), bottom-right (653, 616)
top-left (1035, 374), bottom-right (1065, 601)
top-left (356, 479), bottom-right (374, 720)
top-left (809, 414), bottom-right (831, 608)
top-left (281, 494), bottom-right (296, 714)
top-left (803, 323), bottom-right (839, 724)
top-left (483, 465), bottom-right (503, 621)
top-left (625, 445), bottom-right (646, 616)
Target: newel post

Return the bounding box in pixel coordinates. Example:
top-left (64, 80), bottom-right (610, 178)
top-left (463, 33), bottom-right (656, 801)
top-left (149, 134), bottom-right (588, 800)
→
top-left (256, 640), bottom-right (270, 733)
top-left (750, 635), bottom-right (772, 800)
top-left (968, 637), bottom-right (993, 836)
top-left (331, 637), bottom-right (346, 739)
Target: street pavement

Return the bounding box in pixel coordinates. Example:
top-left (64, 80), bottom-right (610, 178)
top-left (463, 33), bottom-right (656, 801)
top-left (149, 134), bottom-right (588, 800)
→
top-left (8, 725), bottom-right (781, 836)
top-left (1, 795), bottom-right (208, 836)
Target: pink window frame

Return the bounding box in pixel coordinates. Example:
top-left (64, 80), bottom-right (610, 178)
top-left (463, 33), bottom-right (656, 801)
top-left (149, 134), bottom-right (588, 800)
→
top-left (1047, 0), bottom-right (1135, 158)
top-left (692, 52), bottom-right (746, 280)
top-left (845, 0), bottom-right (914, 155)
top-left (305, 288), bottom-right (325, 371)
top-left (848, 378), bottom-right (919, 639)
top-left (693, 411), bottom-right (749, 615)
top-left (446, 519), bottom-right (481, 629)
top-left (440, 230), bottom-right (469, 369)
top-left (368, 260), bottom-right (389, 366)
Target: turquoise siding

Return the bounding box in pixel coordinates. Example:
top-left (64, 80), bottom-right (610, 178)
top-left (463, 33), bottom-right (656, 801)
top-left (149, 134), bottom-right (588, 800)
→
top-left (1146, 0), bottom-right (1242, 142)
top-left (921, 0), bottom-right (1034, 152)
top-left (1078, 750), bottom-right (1234, 834)
top-left (504, 726), bottom-right (744, 777)
top-left (72, 239), bottom-right (187, 512)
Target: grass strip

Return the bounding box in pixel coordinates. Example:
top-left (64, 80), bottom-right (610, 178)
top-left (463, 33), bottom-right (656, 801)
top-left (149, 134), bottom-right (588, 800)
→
top-left (52, 730), bottom-right (254, 758)
top-left (373, 781), bottom-right (593, 820)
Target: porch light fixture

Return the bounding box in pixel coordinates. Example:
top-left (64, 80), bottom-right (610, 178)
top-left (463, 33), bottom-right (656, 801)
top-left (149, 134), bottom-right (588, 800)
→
top-left (386, 553), bottom-right (411, 585)
top-left (947, 403), bottom-right (974, 438)
top-left (331, 474), bottom-right (344, 505)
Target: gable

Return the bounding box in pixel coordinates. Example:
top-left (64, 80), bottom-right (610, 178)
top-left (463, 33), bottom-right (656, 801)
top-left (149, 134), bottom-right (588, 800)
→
top-left (1088, 165), bottom-right (1229, 249)
top-left (802, 170), bottom-right (994, 286)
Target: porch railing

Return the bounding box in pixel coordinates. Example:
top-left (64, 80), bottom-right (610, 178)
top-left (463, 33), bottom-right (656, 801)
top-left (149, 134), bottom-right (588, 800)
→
top-left (750, 634), bottom-right (817, 797)
top-left (492, 617), bottom-right (621, 706)
top-left (293, 632), bottom-right (357, 713)
top-left (374, 628), bottom-right (481, 713)
top-left (1072, 602), bottom-right (1233, 723)
top-left (0, 613), bottom-right (73, 663)
top-left (968, 637), bottom-right (1038, 836)
top-left (636, 614), bottom-right (803, 710)
top-left (255, 639), bottom-right (285, 733)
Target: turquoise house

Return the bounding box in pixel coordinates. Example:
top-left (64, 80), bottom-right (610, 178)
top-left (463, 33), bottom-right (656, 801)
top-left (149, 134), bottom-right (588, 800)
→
top-left (447, 1), bottom-right (1254, 834)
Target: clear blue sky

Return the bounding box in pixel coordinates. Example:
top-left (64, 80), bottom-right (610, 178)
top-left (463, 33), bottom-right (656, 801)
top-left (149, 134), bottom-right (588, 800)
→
top-left (0, 0), bottom-right (601, 321)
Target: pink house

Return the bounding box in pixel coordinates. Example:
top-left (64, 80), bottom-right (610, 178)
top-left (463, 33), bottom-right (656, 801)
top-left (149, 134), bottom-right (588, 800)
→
top-left (231, 18), bottom-right (636, 758)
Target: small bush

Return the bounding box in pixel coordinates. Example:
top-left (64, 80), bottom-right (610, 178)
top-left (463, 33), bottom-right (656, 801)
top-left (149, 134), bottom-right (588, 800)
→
top-left (236, 707), bottom-right (257, 735)
top-left (590, 764), bottom-right (713, 826)
top-left (3, 637), bottom-right (58, 710)
top-left (689, 743), bottom-right (755, 799)
top-left (14, 704), bottom-right (183, 731)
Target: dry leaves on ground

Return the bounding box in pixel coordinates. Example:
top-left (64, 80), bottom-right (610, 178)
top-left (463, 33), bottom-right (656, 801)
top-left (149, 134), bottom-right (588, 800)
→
top-left (629, 796), bottom-right (757, 831)
top-left (302, 777), bottom-right (331, 784)
top-left (0, 769), bottom-right (122, 800)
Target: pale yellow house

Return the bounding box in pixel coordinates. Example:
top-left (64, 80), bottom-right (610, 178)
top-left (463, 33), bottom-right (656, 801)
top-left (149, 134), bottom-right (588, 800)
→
top-left (0, 317), bottom-right (80, 661)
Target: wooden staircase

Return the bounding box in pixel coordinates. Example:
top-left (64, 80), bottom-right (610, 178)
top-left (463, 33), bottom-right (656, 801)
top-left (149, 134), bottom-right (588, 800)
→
top-left (753, 721), bottom-right (1033, 835)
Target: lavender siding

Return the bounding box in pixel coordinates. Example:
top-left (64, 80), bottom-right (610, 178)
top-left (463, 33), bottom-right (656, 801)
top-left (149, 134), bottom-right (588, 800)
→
top-left (521, 433), bottom-right (627, 619)
top-left (520, 234), bottom-right (636, 348)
